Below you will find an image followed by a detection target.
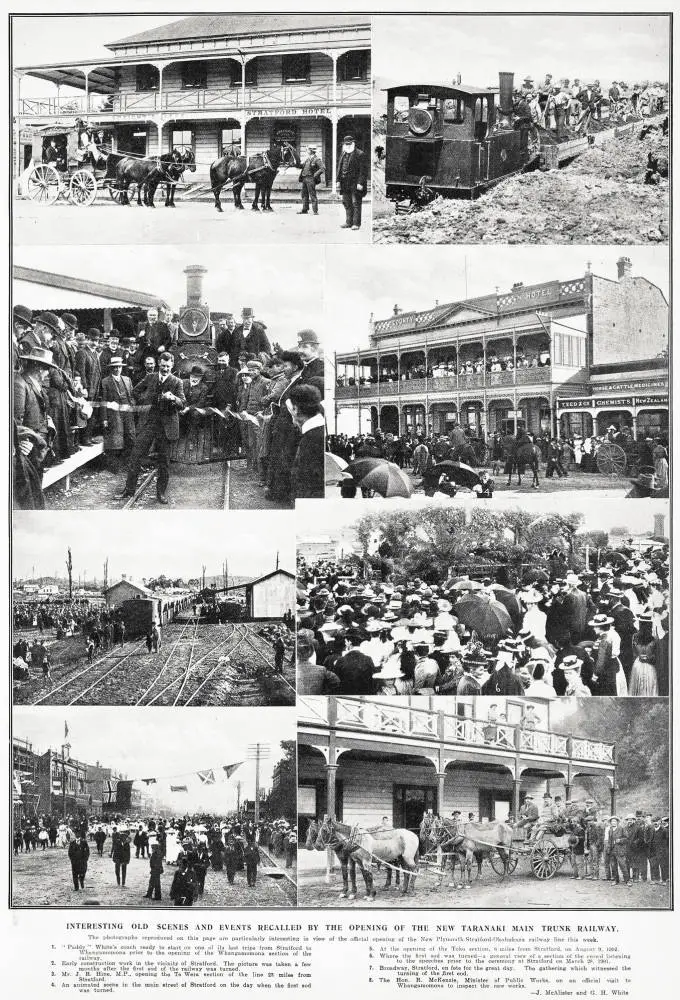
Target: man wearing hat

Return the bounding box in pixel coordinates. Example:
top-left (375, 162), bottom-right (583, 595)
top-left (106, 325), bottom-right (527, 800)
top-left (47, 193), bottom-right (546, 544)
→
top-left (75, 329), bottom-right (103, 444)
top-left (481, 641), bottom-right (524, 696)
top-left (298, 144), bottom-right (325, 215)
top-left (14, 344), bottom-right (58, 508)
top-left (181, 365), bottom-right (209, 436)
top-left (237, 359), bottom-right (267, 474)
top-left (100, 354), bottom-right (136, 470)
top-left (118, 352), bottom-right (186, 504)
top-left (336, 133), bottom-right (368, 230)
top-left (515, 795), bottom-right (539, 842)
top-left (296, 329), bottom-right (324, 394)
top-left (34, 312), bottom-right (77, 461)
top-left (235, 308), bottom-right (271, 356)
top-left (139, 306), bottom-right (172, 356)
top-left (13, 305), bottom-right (34, 372)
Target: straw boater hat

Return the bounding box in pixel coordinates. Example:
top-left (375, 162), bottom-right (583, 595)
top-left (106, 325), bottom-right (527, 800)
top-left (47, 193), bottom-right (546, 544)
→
top-left (18, 346), bottom-right (58, 369)
top-left (560, 654), bottom-right (581, 673)
top-left (589, 613), bottom-right (613, 629)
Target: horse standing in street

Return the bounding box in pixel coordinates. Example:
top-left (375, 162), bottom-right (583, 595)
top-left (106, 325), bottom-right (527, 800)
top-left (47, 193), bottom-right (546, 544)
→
top-left (209, 142), bottom-right (298, 212)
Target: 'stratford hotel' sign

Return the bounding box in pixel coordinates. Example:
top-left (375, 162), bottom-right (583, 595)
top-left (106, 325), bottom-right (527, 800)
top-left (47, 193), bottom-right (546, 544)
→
top-left (558, 393), bottom-right (668, 410)
top-left (255, 108), bottom-right (333, 117)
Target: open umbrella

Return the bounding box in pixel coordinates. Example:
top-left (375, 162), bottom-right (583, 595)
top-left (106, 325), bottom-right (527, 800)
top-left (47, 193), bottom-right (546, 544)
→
top-left (448, 578), bottom-right (484, 592)
top-left (490, 584), bottom-right (523, 630)
top-left (356, 462), bottom-right (413, 498)
top-left (452, 594), bottom-right (512, 639)
top-left (428, 460), bottom-right (482, 490)
top-left (522, 568), bottom-right (549, 585)
top-left (325, 452), bottom-right (349, 485)
top-left (346, 457), bottom-right (387, 481)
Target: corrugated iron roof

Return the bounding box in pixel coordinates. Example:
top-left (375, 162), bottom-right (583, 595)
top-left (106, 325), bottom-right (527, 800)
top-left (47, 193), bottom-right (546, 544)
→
top-left (108, 13), bottom-right (368, 48)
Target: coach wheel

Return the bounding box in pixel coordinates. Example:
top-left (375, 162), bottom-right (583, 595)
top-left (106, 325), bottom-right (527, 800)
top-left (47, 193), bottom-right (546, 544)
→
top-left (489, 849), bottom-right (518, 877)
top-left (70, 170), bottom-right (97, 207)
top-left (531, 841), bottom-right (560, 879)
top-left (408, 108), bottom-right (434, 136)
top-left (596, 442), bottom-right (627, 477)
top-left (26, 164), bottom-right (60, 205)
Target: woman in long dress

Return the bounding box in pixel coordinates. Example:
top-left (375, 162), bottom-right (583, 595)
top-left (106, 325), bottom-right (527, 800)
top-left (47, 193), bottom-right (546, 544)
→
top-left (628, 614), bottom-right (659, 696)
top-left (165, 828), bottom-right (181, 865)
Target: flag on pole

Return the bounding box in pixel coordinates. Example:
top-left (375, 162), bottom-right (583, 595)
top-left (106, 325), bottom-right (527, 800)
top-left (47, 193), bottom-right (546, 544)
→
top-left (103, 779), bottom-right (118, 805)
top-left (222, 761), bottom-right (243, 779)
top-left (197, 769), bottom-right (215, 785)
top-left (170, 785), bottom-right (188, 793)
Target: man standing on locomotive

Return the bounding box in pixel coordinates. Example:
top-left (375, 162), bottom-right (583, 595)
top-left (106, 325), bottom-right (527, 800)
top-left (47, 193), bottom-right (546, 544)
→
top-left (117, 351), bottom-right (186, 505)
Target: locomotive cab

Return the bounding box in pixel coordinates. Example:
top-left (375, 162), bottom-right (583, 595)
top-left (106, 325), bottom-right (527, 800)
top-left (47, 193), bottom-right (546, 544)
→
top-left (385, 74), bottom-right (533, 202)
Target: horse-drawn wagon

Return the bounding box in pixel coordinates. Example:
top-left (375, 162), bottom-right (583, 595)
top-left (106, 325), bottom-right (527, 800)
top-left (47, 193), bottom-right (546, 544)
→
top-left (25, 125), bottom-right (105, 207)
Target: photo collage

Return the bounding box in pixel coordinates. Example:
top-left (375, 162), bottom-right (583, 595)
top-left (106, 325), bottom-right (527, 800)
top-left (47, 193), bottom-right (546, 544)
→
top-left (11, 12), bottom-right (670, 911)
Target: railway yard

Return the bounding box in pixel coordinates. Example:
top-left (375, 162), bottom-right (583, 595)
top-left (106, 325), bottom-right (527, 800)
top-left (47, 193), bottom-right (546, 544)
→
top-left (373, 122), bottom-right (668, 245)
top-left (14, 617), bottom-right (295, 708)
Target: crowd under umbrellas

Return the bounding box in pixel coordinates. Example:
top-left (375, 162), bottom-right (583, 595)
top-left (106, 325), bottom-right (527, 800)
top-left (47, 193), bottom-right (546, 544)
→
top-left (296, 509), bottom-right (670, 699)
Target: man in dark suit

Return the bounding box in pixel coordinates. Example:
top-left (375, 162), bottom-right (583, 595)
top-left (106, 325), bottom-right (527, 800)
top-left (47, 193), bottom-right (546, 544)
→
top-left (235, 307), bottom-right (271, 356)
top-left (298, 144), bottom-right (325, 215)
top-left (481, 645), bottom-right (525, 696)
top-left (139, 306), bottom-right (172, 356)
top-left (289, 384), bottom-right (324, 500)
top-left (296, 328), bottom-right (324, 394)
top-left (118, 352), bottom-right (186, 504)
top-left (100, 356), bottom-right (136, 470)
top-left (609, 591), bottom-right (638, 684)
top-left (332, 631), bottom-right (375, 694)
top-left (215, 315), bottom-right (243, 367)
top-left (337, 133), bottom-right (368, 230)
top-left (75, 330), bottom-right (102, 444)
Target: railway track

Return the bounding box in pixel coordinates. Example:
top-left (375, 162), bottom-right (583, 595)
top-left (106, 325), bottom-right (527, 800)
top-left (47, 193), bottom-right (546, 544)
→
top-left (259, 846), bottom-right (298, 905)
top-left (31, 639), bottom-right (149, 706)
top-left (137, 623), bottom-right (241, 707)
top-left (120, 461), bottom-right (230, 510)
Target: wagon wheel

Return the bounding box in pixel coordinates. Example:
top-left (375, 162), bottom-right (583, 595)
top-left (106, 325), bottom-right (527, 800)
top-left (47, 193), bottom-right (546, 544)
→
top-left (26, 164), bottom-right (61, 204)
top-left (596, 442), bottom-right (627, 477)
top-left (69, 170), bottom-right (97, 207)
top-left (531, 841), bottom-right (561, 879)
top-left (488, 848), bottom-right (519, 878)
top-left (108, 182), bottom-right (137, 205)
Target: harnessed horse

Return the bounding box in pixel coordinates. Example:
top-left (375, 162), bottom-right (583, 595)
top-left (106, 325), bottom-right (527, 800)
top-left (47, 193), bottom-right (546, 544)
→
top-left (145, 149), bottom-right (196, 207)
top-left (209, 142), bottom-right (299, 213)
top-left (314, 816), bottom-right (419, 899)
top-left (428, 817), bottom-right (514, 882)
top-left (110, 149), bottom-right (183, 207)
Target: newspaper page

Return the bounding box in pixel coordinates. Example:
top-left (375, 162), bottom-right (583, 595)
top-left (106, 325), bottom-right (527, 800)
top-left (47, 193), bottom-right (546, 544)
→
top-left (3, 4), bottom-right (675, 999)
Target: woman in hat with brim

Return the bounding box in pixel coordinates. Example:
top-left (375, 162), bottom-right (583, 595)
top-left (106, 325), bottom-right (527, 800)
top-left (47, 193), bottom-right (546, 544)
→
top-left (373, 657), bottom-right (413, 696)
top-left (628, 611), bottom-right (658, 696)
top-left (588, 615), bottom-right (624, 696)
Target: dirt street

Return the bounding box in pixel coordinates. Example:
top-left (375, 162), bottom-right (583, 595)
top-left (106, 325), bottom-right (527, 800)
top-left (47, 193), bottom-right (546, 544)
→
top-left (12, 843), bottom-right (295, 908)
top-left (298, 869), bottom-right (670, 910)
top-left (373, 128), bottom-right (668, 245)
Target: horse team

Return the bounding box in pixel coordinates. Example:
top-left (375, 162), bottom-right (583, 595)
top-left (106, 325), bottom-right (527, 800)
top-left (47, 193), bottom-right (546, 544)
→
top-left (98, 140), bottom-right (299, 212)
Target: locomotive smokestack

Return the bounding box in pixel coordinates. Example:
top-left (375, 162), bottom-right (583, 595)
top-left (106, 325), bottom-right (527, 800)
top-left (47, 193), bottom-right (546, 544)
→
top-left (498, 71), bottom-right (514, 117)
top-left (184, 265), bottom-right (208, 306)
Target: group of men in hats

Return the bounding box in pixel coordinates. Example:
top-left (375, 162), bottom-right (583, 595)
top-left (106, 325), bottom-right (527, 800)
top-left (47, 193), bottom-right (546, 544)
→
top-left (14, 302), bottom-right (325, 507)
top-left (296, 134), bottom-right (368, 229)
top-left (296, 543), bottom-right (669, 698)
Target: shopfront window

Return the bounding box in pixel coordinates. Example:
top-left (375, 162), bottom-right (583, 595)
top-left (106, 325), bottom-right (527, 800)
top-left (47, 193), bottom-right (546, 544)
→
top-left (220, 127), bottom-right (242, 156)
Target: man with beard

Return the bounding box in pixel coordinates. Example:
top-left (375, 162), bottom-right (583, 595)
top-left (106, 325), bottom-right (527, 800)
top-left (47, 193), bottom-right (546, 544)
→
top-left (337, 133), bottom-right (368, 230)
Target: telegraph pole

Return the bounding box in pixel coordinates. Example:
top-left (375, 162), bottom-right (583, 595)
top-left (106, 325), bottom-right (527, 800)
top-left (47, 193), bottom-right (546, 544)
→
top-left (66, 547), bottom-right (73, 602)
top-left (247, 743), bottom-right (270, 824)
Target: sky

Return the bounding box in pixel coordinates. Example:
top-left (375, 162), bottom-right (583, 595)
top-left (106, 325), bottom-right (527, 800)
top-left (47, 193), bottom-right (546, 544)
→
top-left (373, 14), bottom-right (670, 100)
top-left (14, 245), bottom-right (324, 351)
top-left (297, 495), bottom-right (668, 541)
top-left (12, 510), bottom-right (295, 583)
top-left (13, 706), bottom-right (296, 812)
top-left (323, 245), bottom-right (669, 356)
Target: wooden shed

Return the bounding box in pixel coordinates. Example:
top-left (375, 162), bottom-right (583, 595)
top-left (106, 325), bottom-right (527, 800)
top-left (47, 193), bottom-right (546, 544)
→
top-left (245, 569), bottom-right (295, 620)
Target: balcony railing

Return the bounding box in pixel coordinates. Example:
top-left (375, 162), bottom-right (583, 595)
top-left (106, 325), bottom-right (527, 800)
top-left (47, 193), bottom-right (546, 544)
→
top-left (299, 697), bottom-right (615, 766)
top-left (336, 366), bottom-right (553, 400)
top-left (19, 81), bottom-right (370, 119)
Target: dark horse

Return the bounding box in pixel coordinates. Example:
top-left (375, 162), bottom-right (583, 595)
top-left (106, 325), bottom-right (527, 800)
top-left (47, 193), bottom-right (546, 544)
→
top-left (146, 149), bottom-right (196, 207)
top-left (109, 149), bottom-right (183, 207)
top-left (209, 141), bottom-right (298, 213)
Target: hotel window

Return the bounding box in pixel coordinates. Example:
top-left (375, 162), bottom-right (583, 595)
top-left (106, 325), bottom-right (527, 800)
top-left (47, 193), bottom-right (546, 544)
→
top-left (172, 130), bottom-right (194, 155)
top-left (338, 50), bottom-right (368, 82)
top-left (181, 61), bottom-right (207, 89)
top-left (220, 127), bottom-right (242, 156)
top-left (282, 54), bottom-right (311, 84)
top-left (136, 65), bottom-right (159, 91)
top-left (229, 59), bottom-right (258, 87)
